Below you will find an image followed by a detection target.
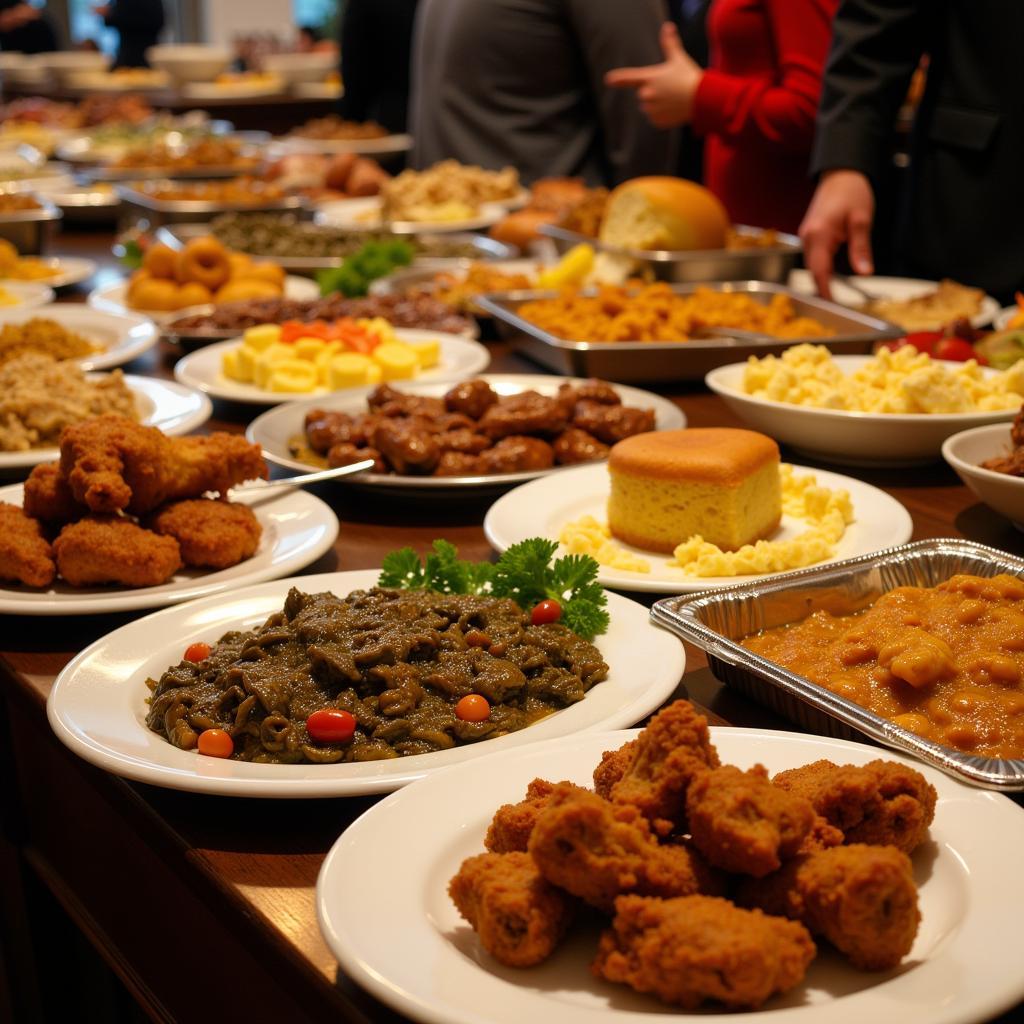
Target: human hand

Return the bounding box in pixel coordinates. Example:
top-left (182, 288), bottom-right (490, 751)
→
top-left (605, 22), bottom-right (703, 128)
top-left (798, 169), bottom-right (876, 300)
top-left (93, 5), bottom-right (111, 17)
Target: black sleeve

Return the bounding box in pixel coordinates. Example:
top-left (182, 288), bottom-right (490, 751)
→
top-left (810, 0), bottom-right (925, 182)
top-left (104, 0), bottom-right (165, 33)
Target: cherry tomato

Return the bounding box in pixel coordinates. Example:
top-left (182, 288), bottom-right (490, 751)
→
top-left (903, 331), bottom-right (942, 354)
top-left (455, 694), bottom-right (491, 722)
top-left (197, 728), bottom-right (233, 758)
top-left (531, 599), bottom-right (562, 625)
top-left (932, 337), bottom-right (978, 362)
top-left (184, 642), bottom-right (211, 663)
top-left (306, 708), bottom-right (357, 744)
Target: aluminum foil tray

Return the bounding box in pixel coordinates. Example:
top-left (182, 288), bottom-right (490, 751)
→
top-left (651, 538), bottom-right (1024, 790)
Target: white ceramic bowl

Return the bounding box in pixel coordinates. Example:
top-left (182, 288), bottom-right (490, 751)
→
top-left (145, 45), bottom-right (232, 83)
top-left (33, 51), bottom-right (110, 84)
top-left (942, 423), bottom-right (1024, 527)
top-left (706, 354), bottom-right (1019, 466)
top-left (262, 51), bottom-right (336, 85)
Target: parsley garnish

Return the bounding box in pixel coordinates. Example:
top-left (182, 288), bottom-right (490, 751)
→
top-left (377, 538), bottom-right (609, 640)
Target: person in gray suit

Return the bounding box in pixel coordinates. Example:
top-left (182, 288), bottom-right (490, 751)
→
top-left (409, 0), bottom-right (676, 186)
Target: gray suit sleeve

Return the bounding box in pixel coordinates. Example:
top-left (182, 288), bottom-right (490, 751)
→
top-left (810, 0), bottom-right (925, 182)
top-left (565, 0), bottom-right (677, 183)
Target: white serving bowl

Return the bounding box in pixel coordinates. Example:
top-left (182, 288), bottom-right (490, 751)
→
top-left (145, 45), bottom-right (232, 84)
top-left (262, 51), bottom-right (336, 85)
top-left (33, 51), bottom-right (110, 85)
top-left (706, 354), bottom-right (1019, 466)
top-left (942, 423), bottom-right (1024, 528)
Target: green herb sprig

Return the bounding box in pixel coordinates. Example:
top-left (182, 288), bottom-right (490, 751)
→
top-left (378, 538), bottom-right (609, 640)
top-left (316, 238), bottom-right (415, 298)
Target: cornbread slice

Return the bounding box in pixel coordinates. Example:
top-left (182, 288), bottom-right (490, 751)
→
top-left (607, 429), bottom-right (781, 553)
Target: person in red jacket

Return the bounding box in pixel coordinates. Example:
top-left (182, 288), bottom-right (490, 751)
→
top-left (606, 0), bottom-right (839, 233)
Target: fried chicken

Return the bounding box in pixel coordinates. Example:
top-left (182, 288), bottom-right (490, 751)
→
top-left (448, 851), bottom-right (575, 967)
top-left (772, 758), bottom-right (937, 854)
top-left (59, 414), bottom-right (267, 515)
top-left (608, 700), bottom-right (720, 835)
top-left (0, 502), bottom-right (55, 587)
top-left (53, 516), bottom-right (182, 587)
top-left (592, 895), bottom-right (815, 1010)
top-left (484, 778), bottom-right (588, 853)
top-left (735, 843), bottom-right (920, 970)
top-left (22, 463), bottom-right (85, 524)
top-left (686, 765), bottom-right (816, 877)
top-left (528, 784), bottom-right (722, 912)
top-left (593, 738), bottom-right (638, 798)
top-left (148, 498), bottom-right (262, 569)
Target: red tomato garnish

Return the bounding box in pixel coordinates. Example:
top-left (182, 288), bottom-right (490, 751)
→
top-left (455, 694), bottom-right (490, 722)
top-left (903, 331), bottom-right (942, 354)
top-left (184, 642), bottom-right (211, 663)
top-left (531, 599), bottom-right (562, 626)
top-left (933, 337), bottom-right (978, 362)
top-left (306, 708), bottom-right (357, 744)
top-left (197, 728), bottom-right (233, 758)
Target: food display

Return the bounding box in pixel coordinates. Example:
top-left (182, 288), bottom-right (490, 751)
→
top-left (0, 93), bottom-right (153, 128)
top-left (293, 378), bottom-right (656, 477)
top-left (380, 161), bottom-right (521, 223)
top-left (982, 407), bottom-right (1024, 475)
top-left (516, 283), bottom-right (834, 342)
top-left (743, 343), bottom-right (1024, 413)
top-left (126, 236), bottom-right (286, 312)
top-left (125, 177), bottom-right (290, 206)
top-left (144, 539), bottom-right (609, 762)
top-left (0, 317), bottom-right (98, 365)
top-left (865, 279), bottom-right (985, 331)
top-left (264, 151), bottom-right (390, 202)
top-left (111, 138), bottom-right (258, 174)
top-left (220, 318), bottom-right (440, 393)
top-left (743, 573), bottom-right (1024, 759)
top-left (489, 177), bottom-right (598, 248)
top-left (449, 698), bottom-right (930, 1009)
top-left (0, 354), bottom-right (136, 451)
top-left (288, 116), bottom-right (389, 141)
top-left (418, 262), bottom-right (536, 314)
top-left (0, 193), bottom-right (43, 213)
top-left (0, 240), bottom-right (61, 281)
top-left (0, 414), bottom-right (267, 588)
top-left (317, 239), bottom-right (414, 297)
top-left (167, 292), bottom-right (473, 337)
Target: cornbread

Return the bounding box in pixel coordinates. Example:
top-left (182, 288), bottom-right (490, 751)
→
top-left (607, 429), bottom-right (782, 553)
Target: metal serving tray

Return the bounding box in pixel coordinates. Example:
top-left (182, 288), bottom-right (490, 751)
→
top-left (478, 281), bottom-right (901, 382)
top-left (158, 222), bottom-right (516, 274)
top-left (652, 538), bottom-right (1024, 790)
top-left (540, 223), bottom-right (802, 284)
top-left (116, 181), bottom-right (305, 228)
top-left (0, 198), bottom-right (62, 253)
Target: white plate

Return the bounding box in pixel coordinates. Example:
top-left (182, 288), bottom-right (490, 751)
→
top-left (280, 132), bottom-right (412, 156)
top-left (315, 196), bottom-right (509, 235)
top-left (247, 374), bottom-right (684, 488)
top-left (942, 423), bottom-right (1024, 529)
top-left (174, 328), bottom-right (491, 405)
top-left (318, 726), bottom-right (1024, 1024)
top-left (0, 304), bottom-right (156, 371)
top-left (0, 280), bottom-right (55, 307)
top-left (87, 275), bottom-right (320, 325)
top-left (788, 270), bottom-right (1000, 329)
top-left (483, 461), bottom-right (913, 593)
top-left (0, 255), bottom-right (97, 289)
top-left (45, 569), bottom-right (684, 795)
top-left (3, 482), bottom-right (337, 615)
top-left (706, 354), bottom-right (1017, 466)
top-left (182, 78), bottom-right (284, 99)
top-left (0, 374), bottom-right (211, 472)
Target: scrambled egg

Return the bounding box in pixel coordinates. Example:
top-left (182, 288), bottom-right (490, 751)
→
top-left (742, 343), bottom-right (1024, 413)
top-left (560, 465), bottom-right (854, 578)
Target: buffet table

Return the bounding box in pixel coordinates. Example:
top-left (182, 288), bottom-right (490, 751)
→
top-left (0, 234), bottom-right (1021, 1024)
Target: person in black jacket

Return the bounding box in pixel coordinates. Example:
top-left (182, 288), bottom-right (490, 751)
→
top-left (94, 0), bottom-right (164, 68)
top-left (800, 0), bottom-right (1024, 302)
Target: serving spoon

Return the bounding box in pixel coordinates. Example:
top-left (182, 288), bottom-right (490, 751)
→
top-left (230, 458), bottom-right (376, 495)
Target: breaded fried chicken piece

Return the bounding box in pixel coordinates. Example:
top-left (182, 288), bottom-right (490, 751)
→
top-left (593, 894), bottom-right (815, 1010)
top-left (736, 843), bottom-right (920, 970)
top-left (485, 778), bottom-right (589, 853)
top-left (609, 700), bottom-right (720, 835)
top-left (53, 516), bottom-right (182, 587)
top-left (798, 815), bottom-right (846, 855)
top-left (60, 415), bottom-right (267, 515)
top-left (0, 502), bottom-right (55, 587)
top-left (686, 765), bottom-right (816, 877)
top-left (528, 785), bottom-right (722, 912)
top-left (148, 498), bottom-right (261, 569)
top-left (22, 463), bottom-right (85, 524)
top-left (593, 739), bottom-right (638, 798)
top-left (772, 758), bottom-right (937, 854)
top-left (448, 851), bottom-right (575, 967)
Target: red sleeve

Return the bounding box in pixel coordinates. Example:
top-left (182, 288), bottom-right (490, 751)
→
top-left (691, 0), bottom-right (838, 154)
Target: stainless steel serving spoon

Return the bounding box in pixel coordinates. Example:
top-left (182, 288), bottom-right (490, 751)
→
top-left (230, 458), bottom-right (376, 495)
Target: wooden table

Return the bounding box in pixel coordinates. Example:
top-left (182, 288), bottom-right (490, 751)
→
top-left (1, 236), bottom-right (1021, 1023)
